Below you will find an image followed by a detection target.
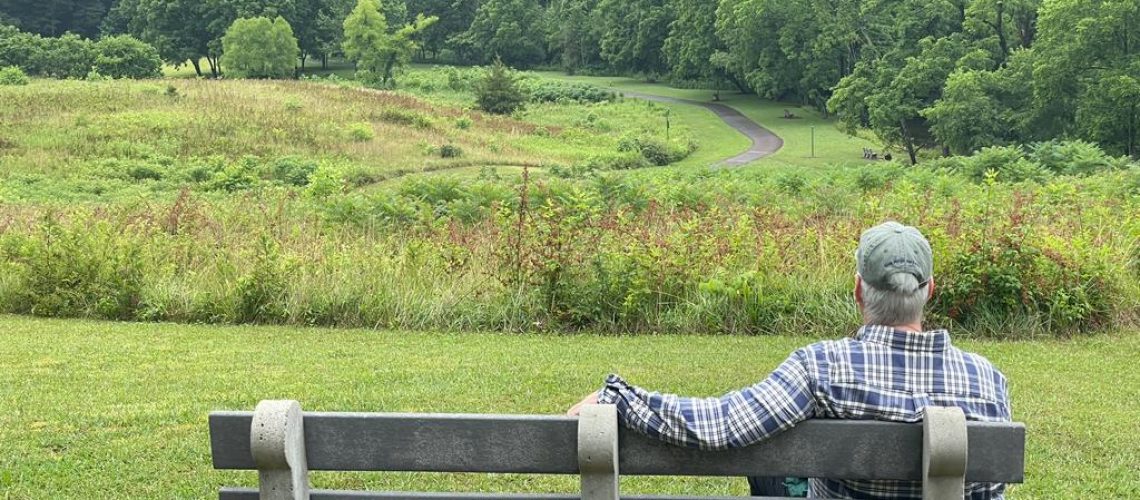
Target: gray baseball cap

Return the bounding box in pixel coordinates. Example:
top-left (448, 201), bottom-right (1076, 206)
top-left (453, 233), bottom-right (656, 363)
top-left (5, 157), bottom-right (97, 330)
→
top-left (856, 221), bottom-right (933, 291)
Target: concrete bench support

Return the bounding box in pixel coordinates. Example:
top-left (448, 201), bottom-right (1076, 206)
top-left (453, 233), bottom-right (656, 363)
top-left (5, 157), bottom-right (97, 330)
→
top-left (922, 406), bottom-right (968, 500)
top-left (577, 404), bottom-right (619, 500)
top-left (251, 400), bottom-right (310, 500)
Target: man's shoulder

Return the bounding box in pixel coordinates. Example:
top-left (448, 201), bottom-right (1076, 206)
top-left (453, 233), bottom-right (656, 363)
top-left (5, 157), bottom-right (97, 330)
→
top-left (790, 338), bottom-right (857, 369)
top-left (796, 337), bottom-right (864, 358)
top-left (948, 345), bottom-right (1011, 386)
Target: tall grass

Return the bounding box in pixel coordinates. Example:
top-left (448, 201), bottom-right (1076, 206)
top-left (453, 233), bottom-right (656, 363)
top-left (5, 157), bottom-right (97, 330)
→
top-left (1, 166), bottom-right (1136, 338)
top-left (0, 79), bottom-right (696, 202)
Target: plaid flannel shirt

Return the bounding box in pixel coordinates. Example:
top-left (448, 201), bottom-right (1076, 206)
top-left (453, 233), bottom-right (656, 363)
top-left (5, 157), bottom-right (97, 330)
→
top-left (596, 325), bottom-right (1012, 499)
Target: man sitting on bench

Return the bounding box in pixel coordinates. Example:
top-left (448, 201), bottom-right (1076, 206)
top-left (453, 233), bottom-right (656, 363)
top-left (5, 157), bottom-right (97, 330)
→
top-left (569, 222), bottom-right (1012, 499)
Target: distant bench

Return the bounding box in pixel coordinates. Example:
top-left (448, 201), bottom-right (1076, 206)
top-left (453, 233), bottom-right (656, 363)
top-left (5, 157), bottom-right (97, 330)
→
top-left (209, 400), bottom-right (1025, 500)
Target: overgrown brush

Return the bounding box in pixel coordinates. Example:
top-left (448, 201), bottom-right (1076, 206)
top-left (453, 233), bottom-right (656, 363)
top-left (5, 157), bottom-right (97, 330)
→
top-left (1, 167), bottom-right (1136, 338)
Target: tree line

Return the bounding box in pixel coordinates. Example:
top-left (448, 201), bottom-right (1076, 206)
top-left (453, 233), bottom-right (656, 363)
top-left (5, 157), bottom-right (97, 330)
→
top-left (1, 0), bottom-right (1136, 159)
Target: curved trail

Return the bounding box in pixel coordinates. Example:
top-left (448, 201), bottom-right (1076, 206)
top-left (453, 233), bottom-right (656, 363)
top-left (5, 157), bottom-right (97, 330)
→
top-left (620, 90), bottom-right (784, 167)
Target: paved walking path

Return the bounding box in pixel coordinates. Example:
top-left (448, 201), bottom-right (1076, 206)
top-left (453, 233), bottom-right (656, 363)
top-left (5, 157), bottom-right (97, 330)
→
top-left (621, 91), bottom-right (784, 167)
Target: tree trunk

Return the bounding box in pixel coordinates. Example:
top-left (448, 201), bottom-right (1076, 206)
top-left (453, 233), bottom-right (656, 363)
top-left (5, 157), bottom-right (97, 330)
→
top-left (321, 55), bottom-right (328, 69)
top-left (900, 118), bottom-right (918, 165)
top-left (995, 1), bottom-right (1009, 63)
top-left (383, 56), bottom-right (397, 85)
top-left (300, 54), bottom-right (307, 71)
top-left (208, 57), bottom-right (219, 78)
top-left (1130, 103), bottom-right (1137, 159)
top-left (191, 58), bottom-right (203, 77)
top-left (725, 72), bottom-right (749, 94)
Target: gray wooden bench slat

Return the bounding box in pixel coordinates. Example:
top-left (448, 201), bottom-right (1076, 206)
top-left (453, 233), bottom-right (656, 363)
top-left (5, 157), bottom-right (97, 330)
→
top-left (209, 411), bottom-right (1025, 482)
top-left (218, 488), bottom-right (802, 500)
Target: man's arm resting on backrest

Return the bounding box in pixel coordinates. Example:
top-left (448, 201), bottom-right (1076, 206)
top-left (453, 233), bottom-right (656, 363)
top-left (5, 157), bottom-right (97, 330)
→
top-left (577, 350), bottom-right (817, 451)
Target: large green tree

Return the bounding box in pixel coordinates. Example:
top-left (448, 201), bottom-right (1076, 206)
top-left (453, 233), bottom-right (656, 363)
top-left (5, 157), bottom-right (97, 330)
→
top-left (547, 0), bottom-right (603, 73)
top-left (407, 0), bottom-right (479, 61)
top-left (0, 0), bottom-right (115, 38)
top-left (454, 0), bottom-right (546, 68)
top-left (343, 0), bottom-right (435, 86)
top-left (93, 34), bottom-right (163, 79)
top-left (108, 0), bottom-right (213, 76)
top-left (596, 0), bottom-right (671, 76)
top-left (106, 0), bottom-right (300, 77)
top-left (1031, 0), bottom-right (1139, 158)
top-left (312, 0), bottom-right (354, 67)
top-left (662, 0), bottom-right (716, 81)
top-left (924, 49), bottom-right (1037, 155)
top-left (221, 16), bottom-right (300, 79)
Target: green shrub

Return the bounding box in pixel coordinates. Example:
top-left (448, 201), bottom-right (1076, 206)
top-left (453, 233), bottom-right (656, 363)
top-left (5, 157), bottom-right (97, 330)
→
top-left (455, 116), bottom-right (473, 130)
top-left (526, 81), bottom-right (617, 104)
top-left (1026, 140), bottom-right (1127, 176)
top-left (616, 135), bottom-right (690, 166)
top-left (444, 66), bottom-right (481, 91)
top-left (93, 35), bottom-right (162, 79)
top-left (234, 235), bottom-right (292, 324)
top-left (85, 68), bottom-right (111, 81)
top-left (776, 172), bottom-right (806, 194)
top-left (39, 33), bottom-right (95, 79)
top-left (126, 164), bottom-right (164, 182)
top-left (570, 152), bottom-right (651, 174)
top-left (0, 65), bottom-right (28, 85)
top-left (346, 122), bottom-right (375, 142)
top-left (439, 144), bottom-right (463, 158)
top-left (305, 164), bottom-right (347, 198)
top-left (270, 156), bottom-right (317, 186)
top-left (207, 157), bottom-right (260, 192)
top-left (379, 109), bottom-right (434, 129)
top-left (0, 24), bottom-right (42, 72)
top-left (927, 140), bottom-right (1133, 183)
top-left (934, 232), bottom-right (1113, 333)
top-left (3, 219), bottom-right (144, 320)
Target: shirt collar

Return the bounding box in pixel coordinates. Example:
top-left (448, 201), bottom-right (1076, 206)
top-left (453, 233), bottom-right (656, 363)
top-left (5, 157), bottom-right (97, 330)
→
top-left (855, 324), bottom-right (951, 352)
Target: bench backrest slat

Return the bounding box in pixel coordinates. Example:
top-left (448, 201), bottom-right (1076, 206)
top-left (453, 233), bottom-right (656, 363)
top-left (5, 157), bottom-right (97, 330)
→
top-left (218, 489), bottom-right (801, 500)
top-left (209, 412), bottom-right (1025, 482)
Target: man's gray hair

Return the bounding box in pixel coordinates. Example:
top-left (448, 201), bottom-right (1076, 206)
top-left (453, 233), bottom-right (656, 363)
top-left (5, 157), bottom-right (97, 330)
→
top-left (862, 273), bottom-right (929, 326)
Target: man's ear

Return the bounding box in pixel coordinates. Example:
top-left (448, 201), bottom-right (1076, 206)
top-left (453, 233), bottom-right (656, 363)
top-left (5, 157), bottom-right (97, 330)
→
top-left (854, 275), bottom-right (864, 307)
top-left (927, 277), bottom-right (936, 300)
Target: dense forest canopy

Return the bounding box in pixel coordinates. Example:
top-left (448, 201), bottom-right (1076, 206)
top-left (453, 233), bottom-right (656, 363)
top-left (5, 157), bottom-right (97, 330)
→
top-left (0, 0), bottom-right (1136, 159)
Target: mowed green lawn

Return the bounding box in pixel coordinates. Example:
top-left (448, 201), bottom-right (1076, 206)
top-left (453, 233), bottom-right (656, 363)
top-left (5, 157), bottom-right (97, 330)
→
top-left (1, 316), bottom-right (1137, 498)
top-left (537, 73), bottom-right (880, 170)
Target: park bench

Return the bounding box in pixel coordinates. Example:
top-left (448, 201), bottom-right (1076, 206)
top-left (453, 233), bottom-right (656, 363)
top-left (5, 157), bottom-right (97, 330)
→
top-left (209, 400), bottom-right (1025, 500)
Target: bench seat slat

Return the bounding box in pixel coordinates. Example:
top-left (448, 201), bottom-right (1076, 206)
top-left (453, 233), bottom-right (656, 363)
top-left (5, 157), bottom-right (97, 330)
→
top-left (209, 412), bottom-right (1024, 482)
top-left (218, 488), bottom-right (805, 500)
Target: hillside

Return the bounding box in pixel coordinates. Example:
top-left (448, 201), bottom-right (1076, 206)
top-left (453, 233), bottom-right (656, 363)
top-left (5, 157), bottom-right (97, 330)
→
top-left (0, 77), bottom-right (733, 203)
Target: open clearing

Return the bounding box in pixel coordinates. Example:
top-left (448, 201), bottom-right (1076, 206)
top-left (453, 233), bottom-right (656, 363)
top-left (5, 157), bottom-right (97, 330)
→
top-left (537, 73), bottom-right (881, 170)
top-left (0, 316), bottom-right (1137, 498)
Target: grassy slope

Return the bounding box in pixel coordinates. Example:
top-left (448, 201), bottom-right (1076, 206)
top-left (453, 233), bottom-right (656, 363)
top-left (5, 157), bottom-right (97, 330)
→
top-left (0, 76), bottom-right (749, 203)
top-left (1, 315), bottom-right (1137, 498)
top-left (536, 73), bottom-right (881, 170)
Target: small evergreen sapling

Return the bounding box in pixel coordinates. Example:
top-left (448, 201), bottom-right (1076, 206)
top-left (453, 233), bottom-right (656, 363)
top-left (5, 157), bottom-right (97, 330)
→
top-left (476, 58), bottom-right (526, 115)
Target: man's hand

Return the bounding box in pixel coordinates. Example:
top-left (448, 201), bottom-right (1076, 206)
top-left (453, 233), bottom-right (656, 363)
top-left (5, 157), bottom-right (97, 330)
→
top-left (566, 391), bottom-right (600, 416)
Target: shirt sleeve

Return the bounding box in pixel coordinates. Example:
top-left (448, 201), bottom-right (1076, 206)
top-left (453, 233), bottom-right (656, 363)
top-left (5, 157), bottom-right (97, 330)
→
top-left (595, 350), bottom-right (816, 450)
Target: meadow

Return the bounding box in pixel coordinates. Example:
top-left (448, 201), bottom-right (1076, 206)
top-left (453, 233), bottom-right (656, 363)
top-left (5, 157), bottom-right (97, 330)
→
top-left (0, 75), bottom-right (731, 203)
top-left (3, 0), bottom-right (1138, 496)
top-left (0, 316), bottom-right (1137, 498)
top-left (1, 67), bottom-right (1138, 337)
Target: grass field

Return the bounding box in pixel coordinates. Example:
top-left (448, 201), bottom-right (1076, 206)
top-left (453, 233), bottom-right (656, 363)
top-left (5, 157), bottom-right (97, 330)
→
top-left (0, 315), bottom-right (1137, 498)
top-left (0, 74), bottom-right (743, 203)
